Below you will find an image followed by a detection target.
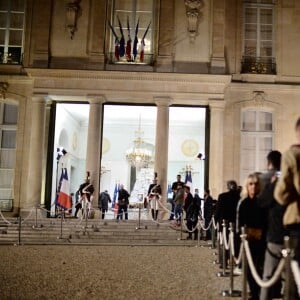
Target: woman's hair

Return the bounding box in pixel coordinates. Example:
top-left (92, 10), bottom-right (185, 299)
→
top-left (240, 173), bottom-right (261, 199)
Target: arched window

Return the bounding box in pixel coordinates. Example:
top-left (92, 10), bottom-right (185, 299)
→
top-left (240, 109), bottom-right (273, 183)
top-left (0, 102), bottom-right (18, 211)
top-left (108, 0), bottom-right (155, 65)
top-left (0, 0), bottom-right (25, 64)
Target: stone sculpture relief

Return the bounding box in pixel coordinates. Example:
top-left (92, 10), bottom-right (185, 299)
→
top-left (184, 0), bottom-right (204, 40)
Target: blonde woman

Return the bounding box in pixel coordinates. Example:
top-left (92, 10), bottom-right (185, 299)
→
top-left (236, 173), bottom-right (267, 300)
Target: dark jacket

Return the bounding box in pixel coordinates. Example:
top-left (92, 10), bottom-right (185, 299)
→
top-left (186, 198), bottom-right (200, 223)
top-left (204, 195), bottom-right (214, 221)
top-left (215, 189), bottom-right (240, 228)
top-left (98, 191), bottom-right (111, 211)
top-left (237, 196), bottom-right (267, 241)
top-left (258, 179), bottom-right (288, 244)
top-left (118, 188), bottom-right (130, 206)
top-left (184, 192), bottom-right (194, 212)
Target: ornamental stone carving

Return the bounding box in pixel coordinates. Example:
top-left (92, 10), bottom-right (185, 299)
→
top-left (66, 0), bottom-right (81, 39)
top-left (184, 0), bottom-right (204, 40)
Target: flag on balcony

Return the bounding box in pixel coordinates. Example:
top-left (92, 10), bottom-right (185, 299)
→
top-left (133, 19), bottom-right (139, 60)
top-left (56, 168), bottom-right (72, 210)
top-left (126, 16), bottom-right (132, 60)
top-left (140, 21), bottom-right (151, 63)
top-left (117, 16), bottom-right (125, 57)
top-left (108, 21), bottom-right (120, 60)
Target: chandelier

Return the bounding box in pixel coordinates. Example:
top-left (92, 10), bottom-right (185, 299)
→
top-left (125, 116), bottom-right (154, 168)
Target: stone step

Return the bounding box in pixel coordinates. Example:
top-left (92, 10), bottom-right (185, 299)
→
top-left (0, 218), bottom-right (202, 246)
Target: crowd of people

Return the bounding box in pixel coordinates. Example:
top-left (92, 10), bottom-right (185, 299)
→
top-left (71, 117), bottom-right (300, 300)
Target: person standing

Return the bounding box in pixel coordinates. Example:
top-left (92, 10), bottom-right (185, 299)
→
top-left (148, 183), bottom-right (162, 221)
top-left (184, 185), bottom-right (200, 240)
top-left (194, 188), bottom-right (202, 209)
top-left (98, 190), bottom-right (112, 219)
top-left (117, 184), bottom-right (130, 220)
top-left (203, 189), bottom-right (214, 240)
top-left (274, 117), bottom-right (300, 299)
top-left (169, 174), bottom-right (184, 220)
top-left (237, 173), bottom-right (267, 300)
top-left (259, 150), bottom-right (287, 300)
top-left (214, 180), bottom-right (240, 267)
top-left (174, 182), bottom-right (185, 226)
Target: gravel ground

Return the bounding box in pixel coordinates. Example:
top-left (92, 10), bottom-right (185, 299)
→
top-left (0, 244), bottom-right (242, 300)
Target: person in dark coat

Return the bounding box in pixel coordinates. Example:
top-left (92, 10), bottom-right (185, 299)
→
top-left (98, 190), bottom-right (112, 219)
top-left (169, 174), bottom-right (184, 220)
top-left (258, 150), bottom-right (287, 300)
top-left (117, 184), bottom-right (130, 220)
top-left (215, 180), bottom-right (241, 267)
top-left (237, 173), bottom-right (267, 300)
top-left (203, 189), bottom-right (214, 240)
top-left (184, 185), bottom-right (200, 240)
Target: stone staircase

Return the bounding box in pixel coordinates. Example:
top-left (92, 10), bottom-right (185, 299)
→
top-left (0, 217), bottom-right (201, 246)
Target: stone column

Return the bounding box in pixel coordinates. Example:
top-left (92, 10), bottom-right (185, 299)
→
top-left (25, 94), bottom-right (47, 209)
top-left (211, 0), bottom-right (226, 73)
top-left (86, 95), bottom-right (105, 209)
top-left (209, 101), bottom-right (225, 198)
top-left (154, 97), bottom-right (171, 219)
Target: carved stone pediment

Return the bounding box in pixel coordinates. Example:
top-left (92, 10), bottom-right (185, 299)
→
top-left (184, 0), bottom-right (204, 40)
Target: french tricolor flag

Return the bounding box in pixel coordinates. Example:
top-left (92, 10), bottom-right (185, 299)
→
top-left (56, 168), bottom-right (72, 210)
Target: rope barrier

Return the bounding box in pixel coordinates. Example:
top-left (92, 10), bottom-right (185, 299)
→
top-left (243, 239), bottom-right (285, 288)
top-left (229, 231), bottom-right (243, 265)
top-left (291, 260), bottom-right (300, 296)
top-left (0, 210), bottom-right (13, 224)
top-left (222, 225), bottom-right (230, 251)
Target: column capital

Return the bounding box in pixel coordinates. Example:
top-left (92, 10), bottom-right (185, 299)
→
top-left (154, 96), bottom-right (172, 107)
top-left (32, 93), bottom-right (47, 103)
top-left (209, 99), bottom-right (225, 110)
top-left (87, 94), bottom-right (106, 104)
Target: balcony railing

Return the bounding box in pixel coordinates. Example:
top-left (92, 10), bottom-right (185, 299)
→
top-left (0, 48), bottom-right (23, 64)
top-left (107, 52), bottom-right (154, 66)
top-left (241, 56), bottom-right (276, 75)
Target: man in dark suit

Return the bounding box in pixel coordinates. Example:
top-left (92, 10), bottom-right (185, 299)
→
top-left (169, 174), bottom-right (184, 220)
top-left (215, 180), bottom-right (240, 267)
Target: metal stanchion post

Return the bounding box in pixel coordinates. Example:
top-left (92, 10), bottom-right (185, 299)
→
top-left (17, 216), bottom-right (22, 246)
top-left (58, 211), bottom-right (64, 239)
top-left (213, 232), bottom-right (221, 265)
top-left (34, 206), bottom-right (38, 228)
top-left (135, 203), bottom-right (147, 230)
top-left (241, 227), bottom-right (248, 300)
top-left (180, 210), bottom-right (183, 240)
top-left (210, 216), bottom-right (216, 249)
top-left (283, 236), bottom-right (295, 300)
top-left (177, 210), bottom-right (183, 241)
top-left (32, 206), bottom-right (43, 229)
top-left (197, 220), bottom-right (201, 247)
top-left (217, 220), bottom-right (230, 277)
top-left (221, 223), bottom-right (241, 297)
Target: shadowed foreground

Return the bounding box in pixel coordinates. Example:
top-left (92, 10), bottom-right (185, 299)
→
top-left (0, 245), bottom-right (242, 300)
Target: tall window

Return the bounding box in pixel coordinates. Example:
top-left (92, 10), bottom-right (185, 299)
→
top-left (0, 0), bottom-right (25, 64)
top-left (109, 0), bottom-right (155, 64)
top-left (240, 110), bottom-right (273, 184)
top-left (0, 103), bottom-right (18, 211)
top-left (242, 0), bottom-right (276, 74)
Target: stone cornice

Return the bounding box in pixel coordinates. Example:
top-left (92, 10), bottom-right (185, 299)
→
top-left (25, 68), bottom-right (231, 85)
top-left (228, 81), bottom-right (300, 93)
